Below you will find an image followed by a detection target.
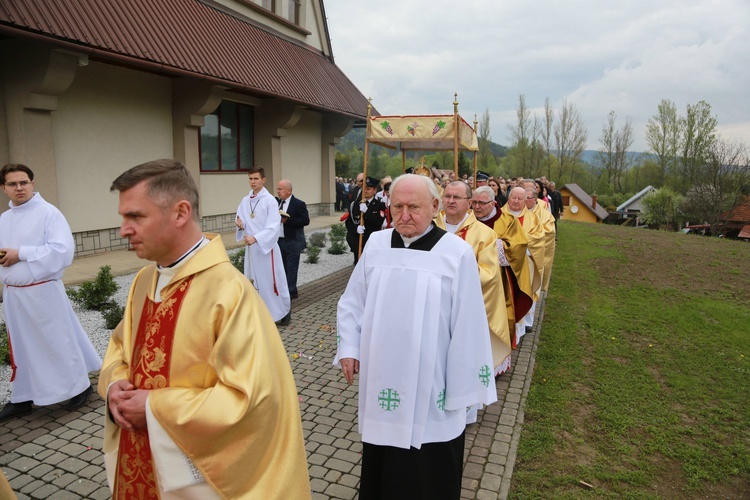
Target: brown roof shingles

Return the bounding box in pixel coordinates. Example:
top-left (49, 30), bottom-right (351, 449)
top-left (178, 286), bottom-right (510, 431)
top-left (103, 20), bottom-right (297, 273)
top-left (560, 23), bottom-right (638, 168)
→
top-left (0, 0), bottom-right (370, 118)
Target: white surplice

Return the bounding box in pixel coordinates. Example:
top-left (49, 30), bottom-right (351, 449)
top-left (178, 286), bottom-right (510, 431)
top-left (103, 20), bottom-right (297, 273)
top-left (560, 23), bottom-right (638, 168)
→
top-left (235, 187), bottom-right (290, 321)
top-left (0, 193), bottom-right (101, 405)
top-left (335, 228), bottom-right (497, 449)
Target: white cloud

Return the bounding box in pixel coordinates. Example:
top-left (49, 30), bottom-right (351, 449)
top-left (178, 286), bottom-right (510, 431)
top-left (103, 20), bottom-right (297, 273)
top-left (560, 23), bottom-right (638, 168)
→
top-left (325, 0), bottom-right (750, 151)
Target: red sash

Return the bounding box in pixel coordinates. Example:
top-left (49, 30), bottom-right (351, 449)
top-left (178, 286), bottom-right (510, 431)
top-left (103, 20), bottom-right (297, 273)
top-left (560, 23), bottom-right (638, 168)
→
top-left (114, 277), bottom-right (193, 499)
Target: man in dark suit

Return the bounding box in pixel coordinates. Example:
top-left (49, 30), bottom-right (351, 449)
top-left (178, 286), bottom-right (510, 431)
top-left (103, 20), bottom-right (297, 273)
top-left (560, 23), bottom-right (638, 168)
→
top-left (548, 181), bottom-right (564, 236)
top-left (276, 179), bottom-right (310, 299)
top-left (335, 177), bottom-right (347, 211)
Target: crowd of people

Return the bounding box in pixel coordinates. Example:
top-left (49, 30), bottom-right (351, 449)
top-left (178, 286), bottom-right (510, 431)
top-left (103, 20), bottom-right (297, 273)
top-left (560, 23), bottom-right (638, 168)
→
top-left (0, 158), bottom-right (563, 498)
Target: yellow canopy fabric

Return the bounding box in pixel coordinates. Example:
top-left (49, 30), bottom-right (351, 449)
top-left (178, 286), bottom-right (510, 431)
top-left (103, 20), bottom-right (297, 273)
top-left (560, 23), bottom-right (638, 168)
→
top-left (368, 114), bottom-right (479, 151)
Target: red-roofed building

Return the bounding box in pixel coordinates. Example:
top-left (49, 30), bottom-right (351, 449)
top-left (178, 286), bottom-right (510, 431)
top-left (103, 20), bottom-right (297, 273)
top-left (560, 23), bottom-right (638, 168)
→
top-left (720, 195), bottom-right (750, 240)
top-left (0, 0), bottom-right (370, 255)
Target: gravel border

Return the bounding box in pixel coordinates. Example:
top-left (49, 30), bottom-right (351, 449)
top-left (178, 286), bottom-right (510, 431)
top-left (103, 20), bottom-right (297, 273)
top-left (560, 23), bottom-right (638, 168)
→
top-left (0, 228), bottom-right (352, 404)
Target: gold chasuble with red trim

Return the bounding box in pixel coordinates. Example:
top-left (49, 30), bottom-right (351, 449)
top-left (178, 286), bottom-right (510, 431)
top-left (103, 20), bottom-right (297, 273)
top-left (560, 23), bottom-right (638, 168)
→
top-left (99, 234), bottom-right (310, 499)
top-left (115, 277), bottom-right (193, 499)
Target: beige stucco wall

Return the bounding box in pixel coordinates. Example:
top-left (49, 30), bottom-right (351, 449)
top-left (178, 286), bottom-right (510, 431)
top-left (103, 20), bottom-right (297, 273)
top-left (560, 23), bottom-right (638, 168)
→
top-left (54, 62), bottom-right (173, 232)
top-left (200, 172), bottom-right (250, 217)
top-left (280, 110), bottom-right (322, 204)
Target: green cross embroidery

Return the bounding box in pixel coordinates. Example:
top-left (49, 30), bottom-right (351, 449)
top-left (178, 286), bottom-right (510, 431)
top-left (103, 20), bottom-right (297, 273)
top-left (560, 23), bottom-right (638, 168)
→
top-left (378, 388), bottom-right (400, 411)
top-left (336, 333), bottom-right (341, 347)
top-left (436, 389), bottom-right (446, 411)
top-left (479, 365), bottom-right (492, 387)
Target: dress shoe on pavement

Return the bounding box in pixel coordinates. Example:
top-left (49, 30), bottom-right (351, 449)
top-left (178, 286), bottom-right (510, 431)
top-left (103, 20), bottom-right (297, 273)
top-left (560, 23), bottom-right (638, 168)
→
top-left (65, 385), bottom-right (93, 410)
top-left (0, 401), bottom-right (32, 421)
top-left (525, 326), bottom-right (532, 334)
top-left (290, 291), bottom-right (299, 299)
top-left (275, 312), bottom-right (292, 327)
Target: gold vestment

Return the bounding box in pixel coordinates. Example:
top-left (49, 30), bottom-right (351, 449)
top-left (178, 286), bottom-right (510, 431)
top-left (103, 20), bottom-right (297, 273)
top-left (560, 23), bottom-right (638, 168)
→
top-left (531, 202), bottom-right (557, 292)
top-left (99, 234), bottom-right (310, 499)
top-left (436, 211), bottom-right (511, 369)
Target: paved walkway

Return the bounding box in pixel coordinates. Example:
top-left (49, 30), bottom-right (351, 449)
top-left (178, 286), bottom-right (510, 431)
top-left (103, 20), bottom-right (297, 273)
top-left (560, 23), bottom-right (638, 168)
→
top-left (0, 215), bottom-right (545, 499)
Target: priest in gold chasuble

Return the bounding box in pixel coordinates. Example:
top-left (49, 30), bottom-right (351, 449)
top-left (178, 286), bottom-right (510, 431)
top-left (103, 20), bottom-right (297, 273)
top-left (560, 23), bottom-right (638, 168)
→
top-left (436, 181), bottom-right (511, 377)
top-left (99, 160), bottom-right (310, 499)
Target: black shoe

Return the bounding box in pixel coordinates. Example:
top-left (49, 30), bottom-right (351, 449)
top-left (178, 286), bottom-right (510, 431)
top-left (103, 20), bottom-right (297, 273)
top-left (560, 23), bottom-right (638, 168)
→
top-left (0, 401), bottom-right (32, 421)
top-left (525, 326), bottom-right (532, 334)
top-left (290, 291), bottom-right (299, 299)
top-left (275, 312), bottom-right (292, 327)
top-left (65, 385), bottom-right (93, 410)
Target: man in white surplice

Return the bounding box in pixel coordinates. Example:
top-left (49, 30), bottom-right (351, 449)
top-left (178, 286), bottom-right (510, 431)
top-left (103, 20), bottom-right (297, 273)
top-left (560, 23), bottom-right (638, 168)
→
top-left (335, 174), bottom-right (496, 499)
top-left (235, 166), bottom-right (291, 326)
top-left (0, 164), bottom-right (101, 421)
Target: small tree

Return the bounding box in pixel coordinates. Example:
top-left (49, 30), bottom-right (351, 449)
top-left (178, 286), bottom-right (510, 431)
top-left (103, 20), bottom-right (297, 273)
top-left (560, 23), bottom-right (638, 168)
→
top-left (640, 187), bottom-right (685, 230)
top-left (328, 224), bottom-right (348, 255)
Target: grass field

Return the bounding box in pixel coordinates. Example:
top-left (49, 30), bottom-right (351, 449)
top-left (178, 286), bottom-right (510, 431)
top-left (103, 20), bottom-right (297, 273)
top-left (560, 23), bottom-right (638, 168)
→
top-left (509, 221), bottom-right (750, 499)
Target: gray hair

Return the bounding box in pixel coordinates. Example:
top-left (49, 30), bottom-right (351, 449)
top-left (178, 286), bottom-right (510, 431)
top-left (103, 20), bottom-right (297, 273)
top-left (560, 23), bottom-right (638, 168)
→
top-left (473, 186), bottom-right (495, 200)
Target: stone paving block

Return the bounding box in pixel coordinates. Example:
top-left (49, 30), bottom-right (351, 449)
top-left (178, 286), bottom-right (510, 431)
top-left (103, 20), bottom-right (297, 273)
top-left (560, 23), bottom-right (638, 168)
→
top-left (58, 443), bottom-right (86, 457)
top-left (338, 473), bottom-right (359, 489)
top-left (324, 469), bottom-right (342, 483)
top-left (485, 463), bottom-right (504, 477)
top-left (477, 488), bottom-right (499, 500)
top-left (19, 478), bottom-right (45, 494)
top-left (496, 424), bottom-right (514, 435)
top-left (14, 443), bottom-right (45, 457)
top-left (46, 490), bottom-right (81, 500)
top-left (310, 478), bottom-right (329, 496)
top-left (0, 452), bottom-right (19, 466)
top-left (499, 413), bottom-right (517, 426)
top-left (77, 464), bottom-right (101, 480)
top-left (9, 456), bottom-right (41, 472)
top-left (308, 464), bottom-right (328, 479)
top-left (313, 423), bottom-right (333, 434)
top-left (57, 457), bottom-right (87, 474)
top-left (467, 455), bottom-right (484, 465)
top-left (305, 441), bottom-right (320, 453)
top-left (65, 477), bottom-right (100, 496)
top-left (28, 463), bottom-right (55, 479)
top-left (462, 476), bottom-right (479, 490)
top-left (29, 483), bottom-right (60, 499)
top-left (88, 486), bottom-right (113, 500)
top-left (480, 472), bottom-right (502, 491)
top-left (490, 441), bottom-right (510, 456)
top-left (18, 428), bottom-right (50, 444)
top-left (332, 449), bottom-right (360, 464)
top-left (464, 462), bottom-right (484, 479)
top-left (324, 482), bottom-right (358, 499)
top-left (309, 432), bottom-right (336, 446)
top-left (325, 457), bottom-right (354, 474)
top-left (308, 453), bottom-right (327, 466)
top-left (51, 472), bottom-right (78, 488)
top-left (487, 453), bottom-right (507, 466)
top-left (9, 472), bottom-right (34, 490)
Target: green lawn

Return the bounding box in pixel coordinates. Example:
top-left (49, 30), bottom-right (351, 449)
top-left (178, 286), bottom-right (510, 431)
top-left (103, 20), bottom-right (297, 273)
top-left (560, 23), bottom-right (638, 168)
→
top-left (509, 221), bottom-right (750, 499)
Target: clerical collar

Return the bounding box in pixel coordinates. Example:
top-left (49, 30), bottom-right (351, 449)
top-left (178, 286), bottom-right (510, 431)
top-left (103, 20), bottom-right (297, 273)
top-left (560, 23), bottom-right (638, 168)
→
top-left (391, 224), bottom-right (446, 251)
top-left (445, 212), bottom-right (469, 234)
top-left (508, 208), bottom-right (522, 217)
top-left (401, 224), bottom-right (435, 247)
top-left (477, 207), bottom-right (497, 221)
top-left (158, 236), bottom-right (206, 270)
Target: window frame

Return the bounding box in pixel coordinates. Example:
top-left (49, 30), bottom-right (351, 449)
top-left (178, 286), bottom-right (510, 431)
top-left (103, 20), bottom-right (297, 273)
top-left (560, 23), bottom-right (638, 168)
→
top-left (199, 101), bottom-right (255, 173)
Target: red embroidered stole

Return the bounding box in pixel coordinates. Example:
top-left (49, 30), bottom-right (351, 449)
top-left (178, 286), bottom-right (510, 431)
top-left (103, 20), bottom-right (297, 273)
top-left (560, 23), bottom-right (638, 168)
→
top-left (114, 276), bottom-right (194, 499)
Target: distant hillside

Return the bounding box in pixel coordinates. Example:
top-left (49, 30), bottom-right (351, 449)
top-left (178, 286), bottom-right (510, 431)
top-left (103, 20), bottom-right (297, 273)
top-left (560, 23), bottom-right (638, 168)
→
top-left (336, 127), bottom-right (507, 158)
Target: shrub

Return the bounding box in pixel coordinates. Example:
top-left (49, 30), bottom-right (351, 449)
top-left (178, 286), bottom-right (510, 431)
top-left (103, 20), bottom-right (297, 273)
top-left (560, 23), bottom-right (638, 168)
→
top-left (230, 248), bottom-right (245, 273)
top-left (67, 265), bottom-right (118, 311)
top-left (305, 245), bottom-right (321, 264)
top-left (329, 223), bottom-right (347, 241)
top-left (308, 232), bottom-right (327, 248)
top-left (328, 240), bottom-right (348, 255)
top-left (103, 303), bottom-right (125, 329)
top-left (0, 323), bottom-right (9, 366)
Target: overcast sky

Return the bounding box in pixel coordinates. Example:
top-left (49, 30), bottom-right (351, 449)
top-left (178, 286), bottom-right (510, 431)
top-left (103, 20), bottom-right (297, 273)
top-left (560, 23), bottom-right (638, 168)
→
top-left (324, 0), bottom-right (750, 153)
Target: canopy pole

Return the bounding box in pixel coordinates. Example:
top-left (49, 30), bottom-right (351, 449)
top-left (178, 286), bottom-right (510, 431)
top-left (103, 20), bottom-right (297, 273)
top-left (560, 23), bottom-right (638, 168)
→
top-left (358, 98), bottom-right (373, 259)
top-left (453, 93), bottom-right (459, 177)
top-left (402, 150), bottom-right (406, 173)
top-left (472, 114), bottom-right (478, 186)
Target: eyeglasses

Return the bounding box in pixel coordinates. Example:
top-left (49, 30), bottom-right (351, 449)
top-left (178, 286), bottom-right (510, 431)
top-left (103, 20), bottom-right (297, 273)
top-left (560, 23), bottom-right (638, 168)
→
top-left (471, 200), bottom-right (494, 206)
top-left (3, 180), bottom-right (31, 188)
top-left (442, 195), bottom-right (469, 201)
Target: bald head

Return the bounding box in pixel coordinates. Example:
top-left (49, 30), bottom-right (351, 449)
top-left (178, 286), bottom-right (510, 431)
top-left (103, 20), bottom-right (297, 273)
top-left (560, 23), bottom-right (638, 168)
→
top-left (507, 187), bottom-right (526, 212)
